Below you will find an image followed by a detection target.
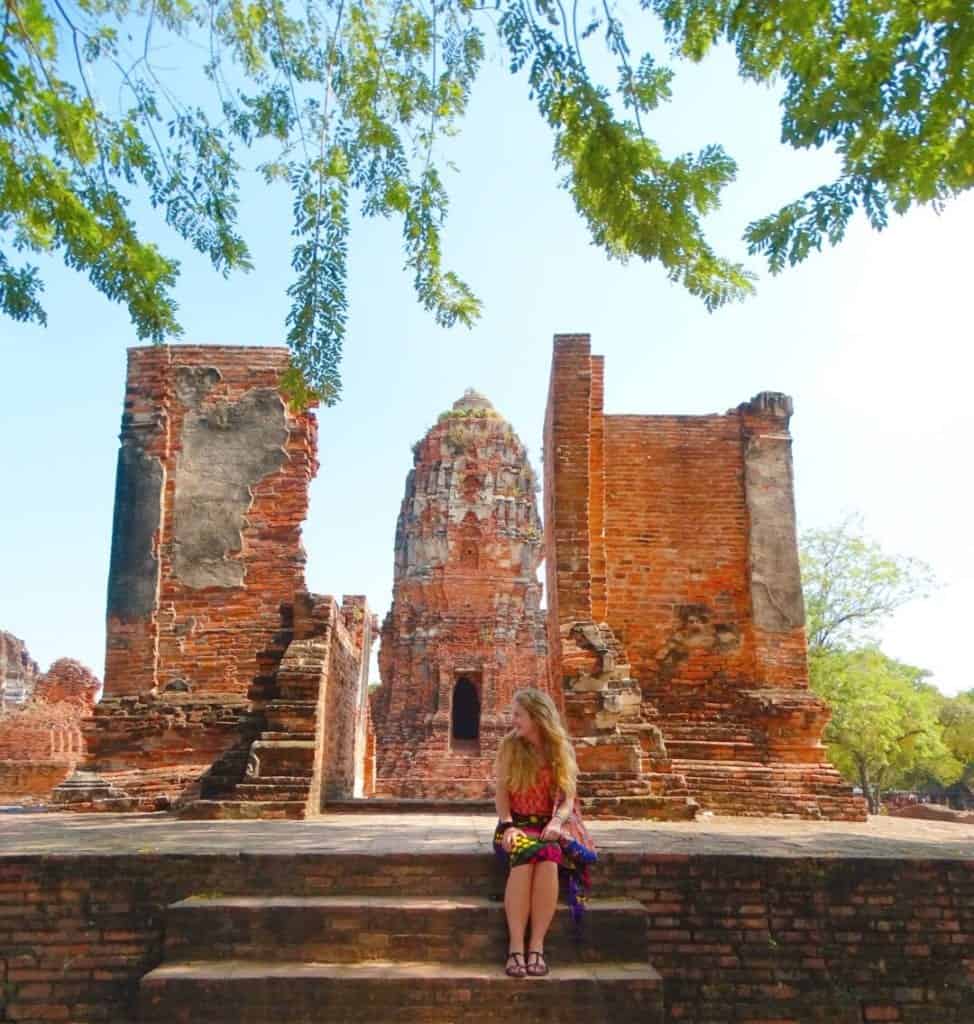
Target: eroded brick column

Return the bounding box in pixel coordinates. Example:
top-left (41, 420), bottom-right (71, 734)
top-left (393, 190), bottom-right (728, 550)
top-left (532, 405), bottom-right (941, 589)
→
top-left (65, 345), bottom-right (322, 810)
top-left (104, 346), bottom-right (316, 699)
top-left (543, 334), bottom-right (594, 696)
top-left (104, 347), bottom-right (170, 697)
top-left (739, 393), bottom-right (808, 688)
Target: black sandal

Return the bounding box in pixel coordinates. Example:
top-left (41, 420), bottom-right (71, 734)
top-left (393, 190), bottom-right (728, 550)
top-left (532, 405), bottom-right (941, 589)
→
top-left (526, 950), bottom-right (549, 977)
top-left (505, 951), bottom-right (527, 978)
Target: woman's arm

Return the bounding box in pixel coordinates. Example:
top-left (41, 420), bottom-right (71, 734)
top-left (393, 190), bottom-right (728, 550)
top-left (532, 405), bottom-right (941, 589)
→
top-left (541, 786), bottom-right (575, 840)
top-left (552, 790), bottom-right (574, 824)
top-left (495, 776), bottom-right (512, 824)
top-left (495, 765), bottom-right (523, 852)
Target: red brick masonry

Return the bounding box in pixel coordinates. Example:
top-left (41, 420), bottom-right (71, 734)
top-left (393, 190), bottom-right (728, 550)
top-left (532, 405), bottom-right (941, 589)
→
top-left (372, 390), bottom-right (548, 799)
top-left (0, 830), bottom-right (970, 1023)
top-left (58, 347), bottom-right (373, 815)
top-left (0, 645), bottom-right (99, 799)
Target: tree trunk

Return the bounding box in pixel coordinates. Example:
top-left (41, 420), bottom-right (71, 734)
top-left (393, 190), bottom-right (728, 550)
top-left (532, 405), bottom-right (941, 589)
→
top-left (856, 759), bottom-right (878, 814)
top-left (874, 767), bottom-right (889, 814)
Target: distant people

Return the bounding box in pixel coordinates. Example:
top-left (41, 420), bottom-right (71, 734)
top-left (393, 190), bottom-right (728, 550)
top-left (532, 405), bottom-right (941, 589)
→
top-left (493, 687), bottom-right (597, 977)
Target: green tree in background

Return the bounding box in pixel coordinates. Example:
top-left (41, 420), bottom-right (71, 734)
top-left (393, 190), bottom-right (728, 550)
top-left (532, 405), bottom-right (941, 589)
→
top-left (940, 692), bottom-right (974, 761)
top-left (937, 691), bottom-right (974, 793)
top-left (810, 647), bottom-right (960, 813)
top-left (3, 1), bottom-right (973, 399)
top-left (800, 517), bottom-right (960, 811)
top-left (801, 514), bottom-right (936, 657)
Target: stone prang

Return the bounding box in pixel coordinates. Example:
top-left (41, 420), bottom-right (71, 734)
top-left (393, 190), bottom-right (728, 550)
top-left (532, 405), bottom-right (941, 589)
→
top-left (371, 390), bottom-right (549, 799)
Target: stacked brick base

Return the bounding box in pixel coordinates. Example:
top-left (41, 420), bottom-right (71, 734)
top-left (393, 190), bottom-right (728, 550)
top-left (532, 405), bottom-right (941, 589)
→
top-left (53, 695), bottom-right (261, 812)
top-left (651, 683), bottom-right (866, 819)
top-left (57, 594), bottom-right (374, 819)
top-left (2, 847), bottom-right (972, 1023)
top-left (140, 866), bottom-right (660, 1022)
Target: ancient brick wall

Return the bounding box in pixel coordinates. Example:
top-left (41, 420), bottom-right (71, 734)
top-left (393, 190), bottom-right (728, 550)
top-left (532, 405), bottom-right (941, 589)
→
top-left (1, 852), bottom-right (971, 1023)
top-left (601, 412), bottom-right (761, 693)
top-left (601, 853), bottom-right (974, 1024)
top-left (104, 345), bottom-right (316, 700)
top-left (299, 595), bottom-right (375, 806)
top-left (373, 389), bottom-right (548, 799)
top-left (544, 334), bottom-right (864, 819)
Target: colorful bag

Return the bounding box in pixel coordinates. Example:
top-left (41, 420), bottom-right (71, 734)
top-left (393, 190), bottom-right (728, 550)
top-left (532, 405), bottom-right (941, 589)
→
top-left (553, 794), bottom-right (597, 925)
top-left (556, 794), bottom-right (597, 858)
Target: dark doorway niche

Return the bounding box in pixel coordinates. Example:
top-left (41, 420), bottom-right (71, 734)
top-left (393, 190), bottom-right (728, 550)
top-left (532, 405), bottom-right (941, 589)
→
top-left (451, 676), bottom-right (481, 752)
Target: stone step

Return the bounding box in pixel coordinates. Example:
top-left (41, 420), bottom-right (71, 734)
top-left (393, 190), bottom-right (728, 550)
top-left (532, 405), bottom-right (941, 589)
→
top-left (176, 800), bottom-right (307, 820)
top-left (676, 759), bottom-right (850, 784)
top-left (680, 776), bottom-right (851, 793)
top-left (139, 960), bottom-right (663, 1023)
top-left (579, 782), bottom-right (656, 797)
top-left (581, 795), bottom-right (698, 821)
top-left (160, 851), bottom-right (511, 897)
top-left (666, 740), bottom-right (762, 760)
top-left (232, 784), bottom-right (312, 801)
top-left (373, 783), bottom-right (495, 800)
top-left (326, 798), bottom-right (495, 814)
top-left (577, 770), bottom-right (653, 783)
top-left (672, 759), bottom-right (865, 819)
top-left (165, 896), bottom-right (647, 965)
top-left (264, 700), bottom-right (317, 729)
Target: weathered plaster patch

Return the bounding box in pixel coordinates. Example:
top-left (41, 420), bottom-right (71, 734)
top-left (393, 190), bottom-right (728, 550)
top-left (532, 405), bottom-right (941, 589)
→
top-left (172, 385), bottom-right (289, 588)
top-left (745, 432), bottom-right (805, 631)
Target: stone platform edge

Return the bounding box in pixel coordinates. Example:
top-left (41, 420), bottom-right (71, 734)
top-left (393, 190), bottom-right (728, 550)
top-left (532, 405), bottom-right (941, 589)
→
top-left (2, 838), bottom-right (973, 1024)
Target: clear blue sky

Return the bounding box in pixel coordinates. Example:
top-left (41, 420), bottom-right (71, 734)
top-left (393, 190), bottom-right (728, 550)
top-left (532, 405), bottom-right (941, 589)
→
top-left (1, 15), bottom-right (971, 694)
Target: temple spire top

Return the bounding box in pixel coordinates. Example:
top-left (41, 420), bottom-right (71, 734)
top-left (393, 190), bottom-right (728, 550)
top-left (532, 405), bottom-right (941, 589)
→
top-left (451, 388), bottom-right (494, 413)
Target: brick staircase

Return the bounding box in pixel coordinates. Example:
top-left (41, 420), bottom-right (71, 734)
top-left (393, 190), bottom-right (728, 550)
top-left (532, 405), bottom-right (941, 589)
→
top-left (673, 758), bottom-right (866, 819)
top-left (560, 622), bottom-right (698, 822)
top-left (139, 854), bottom-right (662, 1023)
top-left (179, 638), bottom-right (325, 820)
top-left (646, 691), bottom-right (867, 820)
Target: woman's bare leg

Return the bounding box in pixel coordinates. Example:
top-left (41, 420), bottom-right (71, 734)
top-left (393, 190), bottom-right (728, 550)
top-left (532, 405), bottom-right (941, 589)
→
top-left (527, 860), bottom-right (559, 955)
top-left (504, 864), bottom-right (534, 955)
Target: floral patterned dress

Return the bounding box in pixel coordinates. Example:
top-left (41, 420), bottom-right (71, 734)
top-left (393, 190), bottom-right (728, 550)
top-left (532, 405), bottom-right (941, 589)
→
top-left (493, 763), bottom-right (598, 923)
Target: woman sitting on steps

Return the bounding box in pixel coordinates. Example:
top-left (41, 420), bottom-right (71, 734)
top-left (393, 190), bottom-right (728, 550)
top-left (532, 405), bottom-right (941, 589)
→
top-left (493, 687), bottom-right (597, 978)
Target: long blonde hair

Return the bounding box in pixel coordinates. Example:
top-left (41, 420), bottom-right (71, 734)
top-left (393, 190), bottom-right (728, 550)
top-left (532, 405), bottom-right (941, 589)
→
top-left (496, 687), bottom-right (578, 796)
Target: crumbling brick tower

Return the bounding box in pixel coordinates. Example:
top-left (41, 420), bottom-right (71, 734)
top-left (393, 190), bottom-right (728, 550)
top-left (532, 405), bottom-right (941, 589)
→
top-left (55, 346), bottom-right (375, 817)
top-left (371, 390), bottom-right (549, 799)
top-left (545, 334), bottom-right (865, 820)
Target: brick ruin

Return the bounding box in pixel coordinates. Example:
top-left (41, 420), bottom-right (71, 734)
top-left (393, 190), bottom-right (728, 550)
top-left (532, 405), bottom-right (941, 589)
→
top-left (370, 390), bottom-right (549, 799)
top-left (5, 845), bottom-right (974, 1024)
top-left (544, 334), bottom-right (865, 819)
top-left (55, 346), bottom-right (375, 818)
top-left (50, 334), bottom-right (862, 820)
top-left (0, 632), bottom-right (100, 799)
